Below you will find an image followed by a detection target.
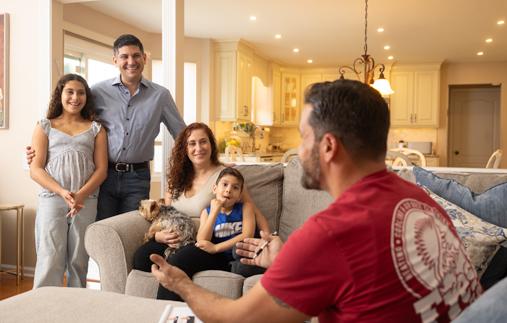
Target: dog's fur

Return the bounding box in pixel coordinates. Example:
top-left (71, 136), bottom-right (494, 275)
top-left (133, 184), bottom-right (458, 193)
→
top-left (139, 199), bottom-right (196, 258)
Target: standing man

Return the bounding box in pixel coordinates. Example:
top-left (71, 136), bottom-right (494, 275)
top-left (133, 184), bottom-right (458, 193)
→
top-left (93, 34), bottom-right (185, 220)
top-left (150, 79), bottom-right (481, 322)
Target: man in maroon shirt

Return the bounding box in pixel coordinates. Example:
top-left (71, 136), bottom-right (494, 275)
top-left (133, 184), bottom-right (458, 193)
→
top-left (151, 79), bottom-right (480, 322)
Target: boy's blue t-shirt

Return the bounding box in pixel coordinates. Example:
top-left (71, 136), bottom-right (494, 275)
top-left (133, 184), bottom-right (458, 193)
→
top-left (207, 202), bottom-right (243, 259)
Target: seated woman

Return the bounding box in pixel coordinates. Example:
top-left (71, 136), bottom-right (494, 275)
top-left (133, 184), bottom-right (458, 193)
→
top-left (133, 123), bottom-right (269, 292)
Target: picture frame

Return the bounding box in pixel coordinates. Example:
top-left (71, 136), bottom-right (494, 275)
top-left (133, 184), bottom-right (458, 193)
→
top-left (0, 13), bottom-right (9, 129)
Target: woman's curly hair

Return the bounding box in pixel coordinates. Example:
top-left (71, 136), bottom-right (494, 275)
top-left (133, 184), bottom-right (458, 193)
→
top-left (167, 123), bottom-right (221, 200)
top-left (47, 74), bottom-right (95, 120)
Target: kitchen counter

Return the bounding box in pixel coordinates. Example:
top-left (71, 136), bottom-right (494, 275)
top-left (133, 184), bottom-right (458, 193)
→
top-left (220, 152), bottom-right (284, 163)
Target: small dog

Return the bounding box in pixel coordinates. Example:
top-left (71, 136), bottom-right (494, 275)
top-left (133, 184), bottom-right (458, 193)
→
top-left (139, 199), bottom-right (196, 258)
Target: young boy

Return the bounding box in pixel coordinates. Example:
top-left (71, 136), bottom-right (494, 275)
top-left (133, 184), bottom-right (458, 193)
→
top-left (195, 167), bottom-right (255, 261)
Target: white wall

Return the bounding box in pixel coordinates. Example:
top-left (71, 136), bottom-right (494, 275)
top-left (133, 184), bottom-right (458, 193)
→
top-left (0, 0), bottom-right (52, 271)
top-left (184, 37), bottom-right (212, 124)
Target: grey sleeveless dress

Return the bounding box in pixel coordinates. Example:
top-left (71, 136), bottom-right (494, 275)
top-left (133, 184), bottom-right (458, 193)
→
top-left (38, 118), bottom-right (101, 196)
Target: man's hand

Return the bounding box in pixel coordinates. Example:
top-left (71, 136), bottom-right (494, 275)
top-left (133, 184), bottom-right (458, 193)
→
top-left (150, 254), bottom-right (191, 293)
top-left (155, 230), bottom-right (181, 248)
top-left (236, 230), bottom-right (282, 269)
top-left (195, 240), bottom-right (218, 254)
top-left (26, 146), bottom-right (35, 165)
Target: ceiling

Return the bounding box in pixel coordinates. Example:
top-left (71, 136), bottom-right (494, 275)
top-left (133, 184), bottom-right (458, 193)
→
top-left (75, 0), bottom-right (507, 67)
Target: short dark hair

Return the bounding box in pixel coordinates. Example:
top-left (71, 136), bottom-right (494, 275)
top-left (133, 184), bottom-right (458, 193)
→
top-left (216, 167), bottom-right (245, 191)
top-left (113, 34), bottom-right (144, 54)
top-left (304, 79), bottom-right (390, 161)
top-left (47, 74), bottom-right (95, 120)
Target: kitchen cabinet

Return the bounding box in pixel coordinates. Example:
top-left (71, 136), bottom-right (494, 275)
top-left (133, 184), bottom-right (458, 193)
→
top-left (390, 64), bottom-right (440, 127)
top-left (214, 41), bottom-right (253, 121)
top-left (280, 72), bottom-right (301, 126)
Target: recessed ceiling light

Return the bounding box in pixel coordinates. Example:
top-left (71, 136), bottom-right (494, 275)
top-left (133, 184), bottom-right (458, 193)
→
top-left (274, 34), bottom-right (282, 39)
top-left (249, 15), bottom-right (257, 21)
top-left (485, 38), bottom-right (493, 43)
top-left (387, 55), bottom-right (394, 60)
top-left (384, 45), bottom-right (391, 50)
top-left (293, 48), bottom-right (300, 53)
top-left (477, 51), bottom-right (484, 56)
top-left (377, 27), bottom-right (384, 33)
top-left (497, 20), bottom-right (505, 25)
top-left (307, 59), bottom-right (313, 64)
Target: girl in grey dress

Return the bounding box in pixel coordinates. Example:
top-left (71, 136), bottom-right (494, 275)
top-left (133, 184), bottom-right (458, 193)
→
top-left (29, 74), bottom-right (108, 288)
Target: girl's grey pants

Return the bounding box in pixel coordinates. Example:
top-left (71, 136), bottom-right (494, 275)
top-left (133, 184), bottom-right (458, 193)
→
top-left (33, 194), bottom-right (97, 288)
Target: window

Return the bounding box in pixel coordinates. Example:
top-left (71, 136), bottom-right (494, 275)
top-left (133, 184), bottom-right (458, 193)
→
top-left (183, 62), bottom-right (197, 124)
top-left (151, 60), bottom-right (198, 176)
top-left (64, 33), bottom-right (116, 86)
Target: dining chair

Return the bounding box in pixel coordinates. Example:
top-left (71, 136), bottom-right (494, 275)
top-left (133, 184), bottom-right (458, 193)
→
top-left (281, 148), bottom-right (299, 163)
top-left (485, 149), bottom-right (502, 169)
top-left (389, 148), bottom-right (427, 167)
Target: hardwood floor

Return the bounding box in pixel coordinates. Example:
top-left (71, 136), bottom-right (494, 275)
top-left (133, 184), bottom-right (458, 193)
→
top-left (0, 272), bottom-right (100, 301)
top-left (0, 272), bottom-right (33, 300)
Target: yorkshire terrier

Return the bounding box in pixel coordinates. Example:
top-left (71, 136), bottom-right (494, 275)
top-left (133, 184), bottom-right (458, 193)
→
top-left (138, 199), bottom-right (196, 258)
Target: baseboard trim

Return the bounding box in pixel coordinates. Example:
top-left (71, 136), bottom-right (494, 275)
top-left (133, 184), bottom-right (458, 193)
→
top-left (0, 264), bottom-right (35, 277)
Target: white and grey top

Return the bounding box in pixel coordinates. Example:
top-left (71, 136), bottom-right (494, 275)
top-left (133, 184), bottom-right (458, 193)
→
top-left (38, 118), bottom-right (101, 197)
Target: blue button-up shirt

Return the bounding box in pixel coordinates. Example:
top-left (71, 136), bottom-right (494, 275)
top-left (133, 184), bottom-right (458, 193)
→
top-left (92, 76), bottom-right (186, 163)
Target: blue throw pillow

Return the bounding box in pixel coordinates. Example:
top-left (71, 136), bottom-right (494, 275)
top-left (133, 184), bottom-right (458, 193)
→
top-left (413, 166), bottom-right (507, 228)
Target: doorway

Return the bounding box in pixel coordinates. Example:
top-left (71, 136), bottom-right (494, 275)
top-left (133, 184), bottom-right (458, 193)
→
top-left (448, 85), bottom-right (500, 167)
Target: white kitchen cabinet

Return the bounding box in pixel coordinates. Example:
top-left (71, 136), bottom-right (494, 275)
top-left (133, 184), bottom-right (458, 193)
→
top-left (214, 41), bottom-right (253, 121)
top-left (280, 72), bottom-right (301, 126)
top-left (390, 64), bottom-right (440, 127)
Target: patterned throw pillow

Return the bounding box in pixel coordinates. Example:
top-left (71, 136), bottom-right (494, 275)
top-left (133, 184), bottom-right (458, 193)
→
top-left (422, 187), bottom-right (507, 277)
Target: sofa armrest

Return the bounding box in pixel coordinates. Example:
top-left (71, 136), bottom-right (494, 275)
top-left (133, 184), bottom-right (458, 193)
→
top-left (85, 211), bottom-right (150, 294)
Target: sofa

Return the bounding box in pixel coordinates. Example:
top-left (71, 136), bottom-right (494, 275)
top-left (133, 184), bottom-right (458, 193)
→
top-left (84, 160), bottom-right (507, 299)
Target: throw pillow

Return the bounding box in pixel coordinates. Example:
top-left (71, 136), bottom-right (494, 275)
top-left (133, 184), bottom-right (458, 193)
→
top-left (413, 166), bottom-right (507, 228)
top-left (422, 187), bottom-right (507, 277)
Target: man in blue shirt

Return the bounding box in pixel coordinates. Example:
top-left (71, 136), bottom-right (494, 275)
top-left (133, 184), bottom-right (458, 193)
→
top-left (93, 34), bottom-right (185, 220)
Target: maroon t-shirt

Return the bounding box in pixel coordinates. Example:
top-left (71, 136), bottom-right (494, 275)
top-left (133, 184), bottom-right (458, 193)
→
top-left (262, 170), bottom-right (481, 323)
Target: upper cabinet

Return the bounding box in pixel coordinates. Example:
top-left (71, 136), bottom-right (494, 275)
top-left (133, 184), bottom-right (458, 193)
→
top-left (390, 64), bottom-right (441, 127)
top-left (214, 41), bottom-right (253, 121)
top-left (280, 72), bottom-right (301, 126)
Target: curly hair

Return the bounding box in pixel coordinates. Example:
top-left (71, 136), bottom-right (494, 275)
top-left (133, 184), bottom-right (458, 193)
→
top-left (46, 74), bottom-right (95, 120)
top-left (167, 123), bottom-right (221, 200)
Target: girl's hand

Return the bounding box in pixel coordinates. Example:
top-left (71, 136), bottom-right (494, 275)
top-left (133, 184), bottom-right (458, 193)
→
top-left (59, 189), bottom-right (75, 208)
top-left (195, 240), bottom-right (217, 254)
top-left (155, 230), bottom-right (181, 247)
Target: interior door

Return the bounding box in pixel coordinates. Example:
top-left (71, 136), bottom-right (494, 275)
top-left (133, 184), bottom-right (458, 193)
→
top-left (448, 85), bottom-right (500, 167)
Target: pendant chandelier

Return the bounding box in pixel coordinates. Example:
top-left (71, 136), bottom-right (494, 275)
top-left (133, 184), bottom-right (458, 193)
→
top-left (338, 0), bottom-right (394, 95)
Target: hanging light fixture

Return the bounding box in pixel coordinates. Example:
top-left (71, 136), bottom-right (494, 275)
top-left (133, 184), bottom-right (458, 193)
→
top-left (339, 0), bottom-right (394, 95)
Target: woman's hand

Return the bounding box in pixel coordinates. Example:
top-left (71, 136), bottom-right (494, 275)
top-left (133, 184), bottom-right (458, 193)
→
top-left (155, 229), bottom-right (181, 247)
top-left (195, 240), bottom-right (218, 254)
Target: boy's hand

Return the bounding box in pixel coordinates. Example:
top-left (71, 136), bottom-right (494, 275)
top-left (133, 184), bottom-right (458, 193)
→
top-left (209, 198), bottom-right (225, 213)
top-left (195, 240), bottom-right (217, 254)
top-left (26, 146), bottom-right (35, 165)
